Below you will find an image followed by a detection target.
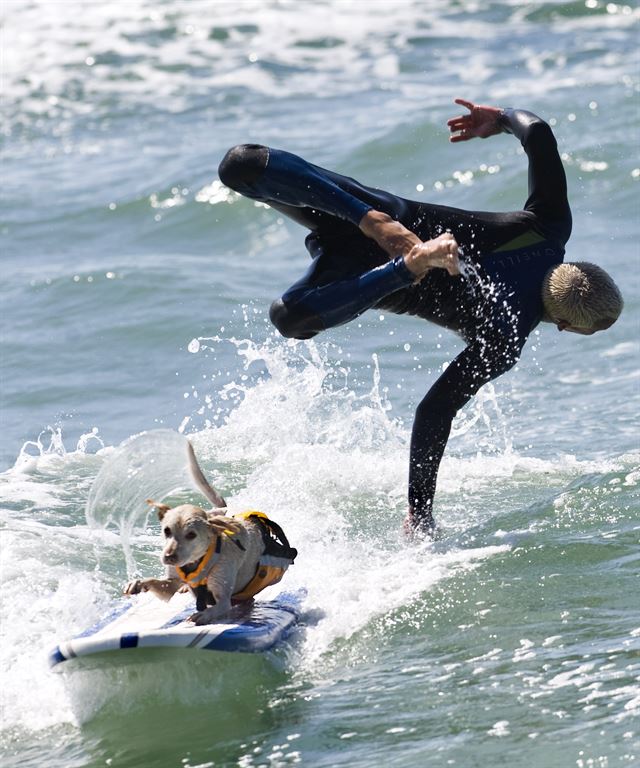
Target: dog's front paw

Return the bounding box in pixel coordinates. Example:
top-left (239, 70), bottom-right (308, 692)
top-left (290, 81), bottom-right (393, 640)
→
top-left (123, 579), bottom-right (150, 596)
top-left (188, 607), bottom-right (223, 626)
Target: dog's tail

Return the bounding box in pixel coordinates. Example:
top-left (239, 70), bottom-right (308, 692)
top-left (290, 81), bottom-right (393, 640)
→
top-left (186, 440), bottom-right (227, 511)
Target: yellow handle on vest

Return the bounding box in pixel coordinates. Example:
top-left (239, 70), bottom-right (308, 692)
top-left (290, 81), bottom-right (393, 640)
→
top-left (233, 510), bottom-right (267, 521)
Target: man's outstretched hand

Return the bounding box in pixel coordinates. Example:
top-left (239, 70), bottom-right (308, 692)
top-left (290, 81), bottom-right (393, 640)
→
top-left (447, 98), bottom-right (503, 142)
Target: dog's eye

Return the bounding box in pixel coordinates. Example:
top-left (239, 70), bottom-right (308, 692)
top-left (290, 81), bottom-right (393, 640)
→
top-left (163, 527), bottom-right (171, 537)
top-left (185, 531), bottom-right (197, 540)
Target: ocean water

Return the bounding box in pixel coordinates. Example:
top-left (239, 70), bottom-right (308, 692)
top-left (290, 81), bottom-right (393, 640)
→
top-left (1, 1), bottom-right (639, 766)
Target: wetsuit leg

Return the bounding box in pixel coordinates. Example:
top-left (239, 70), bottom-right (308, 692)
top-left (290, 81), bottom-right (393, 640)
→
top-left (218, 144), bottom-right (330, 231)
top-left (219, 144), bottom-right (412, 227)
top-left (270, 253), bottom-right (416, 339)
top-left (219, 145), bottom-right (418, 339)
top-left (408, 410), bottom-right (452, 530)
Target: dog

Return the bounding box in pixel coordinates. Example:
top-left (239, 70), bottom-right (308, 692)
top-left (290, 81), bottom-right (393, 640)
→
top-left (123, 441), bottom-right (297, 625)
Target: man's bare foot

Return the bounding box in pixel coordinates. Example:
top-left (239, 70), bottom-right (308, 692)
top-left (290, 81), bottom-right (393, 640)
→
top-left (359, 210), bottom-right (422, 259)
top-left (403, 508), bottom-right (437, 541)
top-left (404, 233), bottom-right (460, 280)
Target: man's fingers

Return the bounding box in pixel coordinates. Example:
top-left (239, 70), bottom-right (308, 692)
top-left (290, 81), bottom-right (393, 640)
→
top-left (446, 260), bottom-right (461, 276)
top-left (447, 116), bottom-right (474, 142)
top-left (443, 238), bottom-right (461, 276)
top-left (445, 235), bottom-right (458, 252)
top-left (454, 98), bottom-right (475, 112)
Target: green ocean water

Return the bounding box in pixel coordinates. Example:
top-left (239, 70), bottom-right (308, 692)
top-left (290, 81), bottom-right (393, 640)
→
top-left (1, 1), bottom-right (639, 766)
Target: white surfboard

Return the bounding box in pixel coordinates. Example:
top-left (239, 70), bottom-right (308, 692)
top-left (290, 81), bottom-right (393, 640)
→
top-left (49, 589), bottom-right (305, 668)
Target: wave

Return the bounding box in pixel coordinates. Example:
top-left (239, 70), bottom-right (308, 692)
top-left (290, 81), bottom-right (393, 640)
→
top-left (3, 0), bottom-right (637, 141)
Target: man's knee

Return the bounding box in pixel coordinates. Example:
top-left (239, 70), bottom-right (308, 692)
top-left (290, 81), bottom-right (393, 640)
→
top-left (218, 144), bottom-right (268, 190)
top-left (269, 299), bottom-right (319, 340)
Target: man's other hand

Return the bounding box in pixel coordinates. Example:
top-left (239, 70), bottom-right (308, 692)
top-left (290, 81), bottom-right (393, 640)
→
top-left (447, 98), bottom-right (503, 142)
top-left (404, 232), bottom-right (460, 279)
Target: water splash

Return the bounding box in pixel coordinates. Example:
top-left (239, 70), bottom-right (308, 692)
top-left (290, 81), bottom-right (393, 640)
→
top-left (85, 430), bottom-right (194, 575)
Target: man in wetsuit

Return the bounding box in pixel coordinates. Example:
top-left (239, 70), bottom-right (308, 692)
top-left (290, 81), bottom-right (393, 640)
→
top-left (218, 99), bottom-right (623, 534)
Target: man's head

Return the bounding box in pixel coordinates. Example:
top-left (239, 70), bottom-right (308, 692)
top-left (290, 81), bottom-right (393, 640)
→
top-left (542, 262), bottom-right (623, 335)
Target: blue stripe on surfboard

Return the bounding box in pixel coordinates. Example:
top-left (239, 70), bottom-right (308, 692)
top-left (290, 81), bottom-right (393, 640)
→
top-left (203, 621), bottom-right (296, 652)
top-left (120, 633), bottom-right (139, 649)
top-left (203, 611), bottom-right (299, 653)
top-left (49, 647), bottom-right (68, 666)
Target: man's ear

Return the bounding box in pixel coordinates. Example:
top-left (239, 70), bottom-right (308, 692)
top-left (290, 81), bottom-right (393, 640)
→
top-left (146, 498), bottom-right (172, 520)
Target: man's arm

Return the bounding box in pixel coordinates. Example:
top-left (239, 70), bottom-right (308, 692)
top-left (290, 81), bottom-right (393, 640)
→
top-left (360, 211), bottom-right (461, 278)
top-left (406, 331), bottom-right (522, 533)
top-left (447, 98), bottom-right (572, 245)
top-left (499, 108), bottom-right (571, 243)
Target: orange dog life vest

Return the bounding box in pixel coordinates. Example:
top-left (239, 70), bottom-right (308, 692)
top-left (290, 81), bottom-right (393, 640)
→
top-left (231, 511), bottom-right (297, 601)
top-left (175, 510), bottom-right (297, 607)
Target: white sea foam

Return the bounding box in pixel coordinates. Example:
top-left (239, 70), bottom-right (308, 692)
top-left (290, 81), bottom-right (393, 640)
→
top-left (3, 0), bottom-right (637, 143)
top-left (0, 527), bottom-right (111, 731)
top-left (601, 341), bottom-right (640, 358)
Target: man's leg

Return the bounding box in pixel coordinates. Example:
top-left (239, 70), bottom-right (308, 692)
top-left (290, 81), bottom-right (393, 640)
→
top-left (269, 244), bottom-right (415, 340)
top-left (218, 144), bottom-right (329, 231)
top-left (218, 144), bottom-right (411, 228)
top-left (219, 144), bottom-right (419, 340)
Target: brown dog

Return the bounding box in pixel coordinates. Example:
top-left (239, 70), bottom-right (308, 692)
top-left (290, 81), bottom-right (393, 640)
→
top-left (124, 442), bottom-right (296, 625)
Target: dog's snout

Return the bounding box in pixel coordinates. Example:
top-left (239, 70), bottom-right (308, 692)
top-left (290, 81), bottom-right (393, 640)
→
top-left (163, 540), bottom-right (179, 565)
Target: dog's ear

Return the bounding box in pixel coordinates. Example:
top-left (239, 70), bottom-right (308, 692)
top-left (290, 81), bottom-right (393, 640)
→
top-left (146, 498), bottom-right (172, 520)
top-left (207, 514), bottom-right (243, 536)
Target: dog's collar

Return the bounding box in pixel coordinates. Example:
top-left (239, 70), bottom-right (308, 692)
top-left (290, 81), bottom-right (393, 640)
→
top-left (175, 536), bottom-right (222, 587)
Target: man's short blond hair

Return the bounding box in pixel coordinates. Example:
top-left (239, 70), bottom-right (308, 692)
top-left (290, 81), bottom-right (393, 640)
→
top-left (543, 262), bottom-right (623, 328)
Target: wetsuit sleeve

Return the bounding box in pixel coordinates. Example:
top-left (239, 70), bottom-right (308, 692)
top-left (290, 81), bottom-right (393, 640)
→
top-left (409, 333), bottom-right (521, 526)
top-left (499, 109), bottom-right (572, 245)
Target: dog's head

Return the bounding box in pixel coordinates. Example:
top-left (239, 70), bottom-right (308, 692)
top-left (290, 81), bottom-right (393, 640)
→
top-left (148, 502), bottom-right (214, 567)
top-left (147, 500), bottom-right (243, 568)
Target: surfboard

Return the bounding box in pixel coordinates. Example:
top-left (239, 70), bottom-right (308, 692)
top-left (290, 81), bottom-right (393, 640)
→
top-left (49, 588), bottom-right (305, 668)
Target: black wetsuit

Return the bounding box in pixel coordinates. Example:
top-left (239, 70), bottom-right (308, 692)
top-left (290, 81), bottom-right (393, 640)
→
top-left (218, 109), bottom-right (572, 529)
